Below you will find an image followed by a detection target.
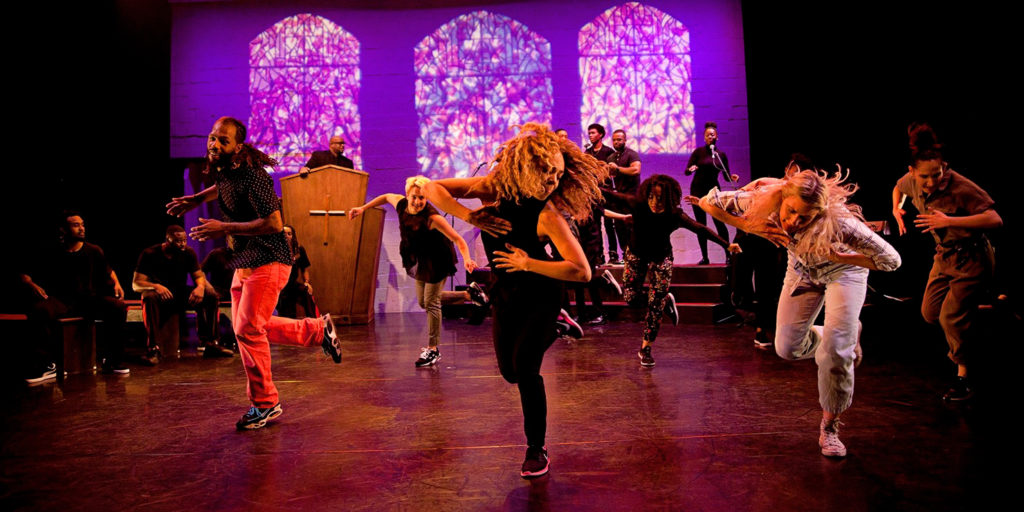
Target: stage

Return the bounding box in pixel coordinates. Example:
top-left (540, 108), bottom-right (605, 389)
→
top-left (2, 313), bottom-right (999, 511)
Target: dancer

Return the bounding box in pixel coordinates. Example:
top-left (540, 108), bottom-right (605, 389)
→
top-left (349, 176), bottom-right (488, 367)
top-left (604, 175), bottom-right (740, 366)
top-left (166, 116), bottom-right (343, 431)
top-left (276, 225), bottom-right (317, 319)
top-left (892, 122), bottom-right (1001, 401)
top-left (698, 169), bottom-right (901, 457)
top-left (423, 122), bottom-right (605, 478)
top-left (685, 122), bottom-right (740, 264)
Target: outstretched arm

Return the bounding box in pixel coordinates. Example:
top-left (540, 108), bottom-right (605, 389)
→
top-left (349, 193), bottom-right (403, 219)
top-left (914, 208), bottom-right (1002, 233)
top-left (424, 177), bottom-right (510, 236)
top-left (167, 185), bottom-right (218, 217)
top-left (676, 211), bottom-right (740, 252)
top-left (190, 210), bottom-right (284, 242)
top-left (491, 204), bottom-right (591, 282)
top-left (430, 214), bottom-right (478, 272)
top-left (697, 190), bottom-right (790, 247)
top-left (891, 185), bottom-right (907, 236)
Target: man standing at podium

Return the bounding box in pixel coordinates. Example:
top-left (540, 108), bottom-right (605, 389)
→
top-left (299, 134), bottom-right (353, 174)
top-left (166, 116), bottom-right (343, 431)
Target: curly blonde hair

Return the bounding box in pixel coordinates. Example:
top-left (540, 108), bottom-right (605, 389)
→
top-left (777, 168), bottom-right (864, 259)
top-left (485, 122), bottom-right (608, 221)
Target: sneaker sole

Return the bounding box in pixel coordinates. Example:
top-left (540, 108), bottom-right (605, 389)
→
top-left (638, 352), bottom-right (655, 366)
top-left (238, 407), bottom-right (283, 430)
top-left (520, 461), bottom-right (550, 478)
top-left (415, 355), bottom-right (442, 368)
top-left (821, 447), bottom-right (847, 457)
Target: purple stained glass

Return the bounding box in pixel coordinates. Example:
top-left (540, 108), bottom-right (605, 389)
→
top-left (415, 11), bottom-right (553, 179)
top-left (579, 2), bottom-right (694, 154)
top-left (249, 14), bottom-right (361, 173)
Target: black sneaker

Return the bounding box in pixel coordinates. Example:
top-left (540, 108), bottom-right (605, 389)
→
top-left (140, 346), bottom-right (161, 366)
top-left (753, 328), bottom-right (773, 350)
top-left (943, 376), bottom-right (972, 401)
top-left (601, 269), bottom-right (623, 295)
top-left (664, 293), bottom-right (679, 326)
top-left (321, 313), bottom-right (342, 364)
top-left (638, 346), bottom-right (655, 366)
top-left (24, 363), bottom-right (58, 384)
top-left (203, 342), bottom-right (234, 358)
top-left (415, 347), bottom-right (441, 367)
top-left (236, 403), bottom-right (283, 430)
top-left (586, 315), bottom-right (607, 326)
top-left (101, 360), bottom-right (130, 375)
top-left (467, 282), bottom-right (489, 307)
top-left (558, 309), bottom-right (584, 339)
top-left (520, 446), bottom-right (549, 478)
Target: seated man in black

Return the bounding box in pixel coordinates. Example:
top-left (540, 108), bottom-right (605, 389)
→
top-left (17, 211), bottom-right (129, 381)
top-left (298, 134), bottom-right (354, 174)
top-left (133, 225), bottom-right (233, 362)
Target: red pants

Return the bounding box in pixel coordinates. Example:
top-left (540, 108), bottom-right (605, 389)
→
top-left (231, 263), bottom-right (325, 407)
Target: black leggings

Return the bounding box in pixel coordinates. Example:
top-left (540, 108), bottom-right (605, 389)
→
top-left (691, 205), bottom-right (729, 261)
top-left (491, 278), bottom-right (562, 448)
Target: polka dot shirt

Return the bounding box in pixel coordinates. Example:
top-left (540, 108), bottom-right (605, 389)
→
top-left (214, 165), bottom-right (292, 269)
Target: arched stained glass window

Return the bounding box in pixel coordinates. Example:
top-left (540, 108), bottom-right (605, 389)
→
top-left (249, 14), bottom-right (361, 173)
top-left (579, 2), bottom-right (694, 154)
top-left (415, 11), bottom-right (552, 178)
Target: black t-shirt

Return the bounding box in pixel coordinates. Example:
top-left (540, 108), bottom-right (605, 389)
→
top-left (213, 164), bottom-right (293, 269)
top-left (201, 247), bottom-right (234, 295)
top-left (604, 191), bottom-right (730, 260)
top-left (305, 150), bottom-right (354, 170)
top-left (136, 243), bottom-right (201, 292)
top-left (608, 147), bottom-right (641, 194)
top-left (397, 198), bottom-right (456, 283)
top-left (35, 242), bottom-right (114, 301)
top-left (686, 145), bottom-right (730, 195)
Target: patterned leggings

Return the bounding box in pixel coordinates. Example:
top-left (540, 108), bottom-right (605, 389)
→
top-left (622, 249), bottom-right (674, 344)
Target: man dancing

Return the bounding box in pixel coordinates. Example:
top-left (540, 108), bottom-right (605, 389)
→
top-left (166, 116), bottom-right (343, 430)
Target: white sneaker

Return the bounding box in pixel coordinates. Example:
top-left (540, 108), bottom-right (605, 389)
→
top-left (819, 418), bottom-right (847, 457)
top-left (601, 269), bottom-right (622, 296)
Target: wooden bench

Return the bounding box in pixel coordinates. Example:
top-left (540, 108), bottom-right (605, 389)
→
top-left (0, 314), bottom-right (96, 383)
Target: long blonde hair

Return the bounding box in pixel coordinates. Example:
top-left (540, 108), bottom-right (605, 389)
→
top-left (755, 168), bottom-right (863, 259)
top-left (486, 122), bottom-right (607, 221)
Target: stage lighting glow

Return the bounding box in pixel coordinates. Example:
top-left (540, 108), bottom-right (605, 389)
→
top-left (579, 2), bottom-right (694, 154)
top-left (414, 11), bottom-right (553, 179)
top-left (249, 14), bottom-right (362, 173)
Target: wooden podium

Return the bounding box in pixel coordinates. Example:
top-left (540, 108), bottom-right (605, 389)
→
top-left (280, 165), bottom-right (383, 324)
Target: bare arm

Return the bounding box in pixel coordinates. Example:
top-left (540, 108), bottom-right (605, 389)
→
top-left (167, 185), bottom-right (218, 217)
top-left (424, 178), bottom-right (510, 236)
top-left (190, 210), bottom-right (284, 242)
top-left (132, 271), bottom-right (172, 299)
top-left (892, 185), bottom-right (907, 236)
top-left (698, 192), bottom-right (790, 247)
top-left (617, 160), bottom-right (641, 176)
top-left (19, 273), bottom-right (47, 299)
top-left (491, 204), bottom-right (591, 282)
top-left (188, 270), bottom-right (209, 305)
top-left (110, 269), bottom-right (124, 299)
top-left (350, 193), bottom-right (403, 219)
top-left (430, 214), bottom-right (478, 272)
top-left (603, 209), bottom-right (631, 220)
top-left (914, 208), bottom-right (1002, 232)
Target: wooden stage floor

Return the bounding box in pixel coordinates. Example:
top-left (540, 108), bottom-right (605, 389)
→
top-left (1, 313), bottom-right (1007, 511)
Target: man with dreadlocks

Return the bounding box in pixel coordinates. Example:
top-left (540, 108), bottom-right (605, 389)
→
top-left (166, 116), bottom-right (343, 431)
top-left (423, 122), bottom-right (606, 478)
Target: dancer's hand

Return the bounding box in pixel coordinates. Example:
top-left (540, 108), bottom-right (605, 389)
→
top-left (492, 243), bottom-right (530, 272)
top-left (744, 216), bottom-right (791, 247)
top-left (166, 195), bottom-right (200, 217)
top-left (465, 258), bottom-right (479, 273)
top-left (188, 285), bottom-right (204, 306)
top-left (348, 206), bottom-right (365, 219)
top-left (892, 207), bottom-right (907, 235)
top-left (467, 208), bottom-right (511, 236)
top-left (914, 209), bottom-right (951, 233)
top-left (726, 243), bottom-right (742, 254)
top-left (683, 195), bottom-right (700, 205)
top-left (685, 164), bottom-right (698, 175)
top-left (113, 282), bottom-right (124, 300)
top-left (190, 218), bottom-right (229, 241)
top-left (153, 284), bottom-right (174, 301)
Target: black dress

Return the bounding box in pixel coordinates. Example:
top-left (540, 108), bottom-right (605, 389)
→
top-left (686, 145), bottom-right (732, 259)
top-left (481, 197), bottom-right (562, 449)
top-left (396, 198), bottom-right (457, 284)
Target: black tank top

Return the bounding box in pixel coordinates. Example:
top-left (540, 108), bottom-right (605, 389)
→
top-left (481, 197), bottom-right (551, 283)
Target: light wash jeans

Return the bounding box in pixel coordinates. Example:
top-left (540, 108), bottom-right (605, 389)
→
top-left (775, 262), bottom-right (868, 414)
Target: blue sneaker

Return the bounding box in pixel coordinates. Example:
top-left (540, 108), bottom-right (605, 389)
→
top-left (236, 403), bottom-right (283, 430)
top-left (321, 313), bottom-right (342, 364)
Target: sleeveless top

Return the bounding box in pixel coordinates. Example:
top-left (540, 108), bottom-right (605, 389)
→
top-left (397, 198), bottom-right (457, 284)
top-left (481, 197), bottom-right (553, 285)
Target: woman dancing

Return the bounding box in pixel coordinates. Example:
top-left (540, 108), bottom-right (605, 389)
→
top-left (423, 123), bottom-right (605, 478)
top-left (349, 176), bottom-right (488, 367)
top-left (698, 169), bottom-right (901, 457)
top-left (604, 174), bottom-right (740, 366)
top-left (276, 225), bottom-right (317, 319)
top-left (892, 122), bottom-right (1001, 401)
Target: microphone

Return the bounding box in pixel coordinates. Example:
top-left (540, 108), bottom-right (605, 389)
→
top-left (585, 143), bottom-right (593, 150)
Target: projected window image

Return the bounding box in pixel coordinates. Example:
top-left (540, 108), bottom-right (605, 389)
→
top-left (249, 14), bottom-right (362, 173)
top-left (415, 11), bottom-right (553, 178)
top-left (579, 2), bottom-right (694, 154)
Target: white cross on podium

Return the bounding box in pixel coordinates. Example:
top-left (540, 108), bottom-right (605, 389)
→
top-left (308, 195), bottom-right (346, 246)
